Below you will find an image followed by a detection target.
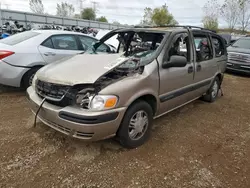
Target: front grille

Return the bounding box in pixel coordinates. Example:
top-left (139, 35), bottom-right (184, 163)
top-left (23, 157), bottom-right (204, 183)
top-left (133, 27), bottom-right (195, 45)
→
top-left (36, 80), bottom-right (75, 107)
top-left (36, 80), bottom-right (71, 100)
top-left (228, 52), bottom-right (250, 64)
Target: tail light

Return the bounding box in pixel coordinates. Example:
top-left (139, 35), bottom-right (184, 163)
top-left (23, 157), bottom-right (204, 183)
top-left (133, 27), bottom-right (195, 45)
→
top-left (0, 50), bottom-right (15, 60)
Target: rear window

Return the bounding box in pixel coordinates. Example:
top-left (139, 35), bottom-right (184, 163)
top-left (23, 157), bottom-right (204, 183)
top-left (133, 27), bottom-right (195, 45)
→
top-left (0, 31), bottom-right (40, 45)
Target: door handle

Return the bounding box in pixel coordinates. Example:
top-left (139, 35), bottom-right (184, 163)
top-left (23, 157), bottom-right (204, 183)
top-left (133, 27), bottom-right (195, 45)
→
top-left (188, 66), bottom-right (193, 73)
top-left (197, 64), bottom-right (202, 72)
top-left (44, 52), bottom-right (56, 56)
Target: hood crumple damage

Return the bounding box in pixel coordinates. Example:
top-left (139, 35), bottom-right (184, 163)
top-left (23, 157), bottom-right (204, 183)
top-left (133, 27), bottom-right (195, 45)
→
top-left (37, 53), bottom-right (125, 85)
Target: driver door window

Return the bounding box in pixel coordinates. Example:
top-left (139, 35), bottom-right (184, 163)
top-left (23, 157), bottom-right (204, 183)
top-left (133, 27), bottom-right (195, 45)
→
top-left (167, 33), bottom-right (190, 62)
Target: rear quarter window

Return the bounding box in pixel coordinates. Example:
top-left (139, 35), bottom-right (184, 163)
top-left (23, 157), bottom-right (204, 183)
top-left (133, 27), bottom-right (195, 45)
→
top-left (0, 31), bottom-right (40, 45)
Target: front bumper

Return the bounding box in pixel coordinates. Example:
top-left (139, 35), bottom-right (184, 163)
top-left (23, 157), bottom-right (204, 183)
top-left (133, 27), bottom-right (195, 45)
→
top-left (0, 60), bottom-right (29, 87)
top-left (26, 86), bottom-right (127, 141)
top-left (227, 62), bottom-right (250, 74)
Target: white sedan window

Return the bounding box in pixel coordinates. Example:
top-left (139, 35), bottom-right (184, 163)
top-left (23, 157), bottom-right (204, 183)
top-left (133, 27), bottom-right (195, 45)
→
top-left (51, 35), bottom-right (78, 50)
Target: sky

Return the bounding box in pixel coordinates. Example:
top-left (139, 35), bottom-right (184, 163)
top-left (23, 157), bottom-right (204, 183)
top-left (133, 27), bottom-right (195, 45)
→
top-left (0, 0), bottom-right (226, 26)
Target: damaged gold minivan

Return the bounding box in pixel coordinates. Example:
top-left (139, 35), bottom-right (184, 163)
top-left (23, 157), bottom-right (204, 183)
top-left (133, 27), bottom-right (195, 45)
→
top-left (27, 26), bottom-right (227, 148)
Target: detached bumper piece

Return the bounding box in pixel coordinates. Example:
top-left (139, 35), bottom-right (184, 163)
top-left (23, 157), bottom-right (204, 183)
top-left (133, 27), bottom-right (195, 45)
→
top-left (59, 111), bottom-right (119, 124)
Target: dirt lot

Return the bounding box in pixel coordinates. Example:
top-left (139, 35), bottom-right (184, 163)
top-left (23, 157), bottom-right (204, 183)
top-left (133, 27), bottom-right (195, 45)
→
top-left (0, 73), bottom-right (250, 188)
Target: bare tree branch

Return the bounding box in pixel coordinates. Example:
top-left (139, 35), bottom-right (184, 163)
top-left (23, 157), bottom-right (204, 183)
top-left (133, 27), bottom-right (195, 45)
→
top-left (29, 0), bottom-right (44, 14)
top-left (56, 2), bottom-right (75, 18)
top-left (202, 0), bottom-right (220, 30)
top-left (238, 0), bottom-right (250, 32)
top-left (220, 0), bottom-right (239, 31)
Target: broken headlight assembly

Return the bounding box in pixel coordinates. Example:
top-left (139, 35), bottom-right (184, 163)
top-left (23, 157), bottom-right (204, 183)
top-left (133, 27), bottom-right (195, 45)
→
top-left (76, 92), bottom-right (118, 111)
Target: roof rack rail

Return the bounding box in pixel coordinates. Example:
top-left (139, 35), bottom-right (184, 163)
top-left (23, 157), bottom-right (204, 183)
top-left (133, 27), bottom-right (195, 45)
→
top-left (133, 25), bottom-right (217, 33)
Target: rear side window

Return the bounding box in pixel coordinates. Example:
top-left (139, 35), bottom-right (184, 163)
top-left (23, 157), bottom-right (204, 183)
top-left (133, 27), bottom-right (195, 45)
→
top-left (212, 36), bottom-right (225, 57)
top-left (50, 35), bottom-right (78, 50)
top-left (0, 31), bottom-right (40, 45)
top-left (193, 33), bottom-right (213, 62)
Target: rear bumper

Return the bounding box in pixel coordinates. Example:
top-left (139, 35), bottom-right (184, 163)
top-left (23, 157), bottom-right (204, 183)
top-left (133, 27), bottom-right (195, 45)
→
top-left (0, 60), bottom-right (28, 87)
top-left (227, 62), bottom-right (250, 74)
top-left (26, 86), bottom-right (127, 141)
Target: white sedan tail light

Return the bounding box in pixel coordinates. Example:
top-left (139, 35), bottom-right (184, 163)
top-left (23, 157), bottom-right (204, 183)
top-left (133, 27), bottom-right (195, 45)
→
top-left (0, 50), bottom-right (15, 60)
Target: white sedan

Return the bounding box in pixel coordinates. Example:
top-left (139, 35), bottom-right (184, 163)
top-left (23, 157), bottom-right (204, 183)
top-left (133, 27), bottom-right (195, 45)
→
top-left (0, 30), bottom-right (114, 89)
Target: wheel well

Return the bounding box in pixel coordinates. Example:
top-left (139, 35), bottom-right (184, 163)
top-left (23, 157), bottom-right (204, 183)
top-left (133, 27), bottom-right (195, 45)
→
top-left (132, 94), bottom-right (157, 115)
top-left (21, 65), bottom-right (43, 87)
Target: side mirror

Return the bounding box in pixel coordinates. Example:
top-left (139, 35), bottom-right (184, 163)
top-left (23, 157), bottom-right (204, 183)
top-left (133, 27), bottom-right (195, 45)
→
top-left (162, 55), bottom-right (187, 69)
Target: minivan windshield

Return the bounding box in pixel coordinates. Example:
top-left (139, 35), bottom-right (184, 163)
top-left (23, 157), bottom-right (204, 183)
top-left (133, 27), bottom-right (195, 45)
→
top-left (95, 30), bottom-right (166, 63)
top-left (0, 31), bottom-right (40, 45)
top-left (231, 38), bottom-right (250, 49)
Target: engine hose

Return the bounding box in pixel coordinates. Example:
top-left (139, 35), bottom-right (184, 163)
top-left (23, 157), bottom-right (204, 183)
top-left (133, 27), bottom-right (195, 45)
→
top-left (33, 98), bottom-right (46, 128)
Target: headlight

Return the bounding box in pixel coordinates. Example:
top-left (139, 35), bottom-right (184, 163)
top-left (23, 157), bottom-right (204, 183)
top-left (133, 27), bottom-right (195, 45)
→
top-left (32, 74), bottom-right (37, 89)
top-left (76, 94), bottom-right (118, 111)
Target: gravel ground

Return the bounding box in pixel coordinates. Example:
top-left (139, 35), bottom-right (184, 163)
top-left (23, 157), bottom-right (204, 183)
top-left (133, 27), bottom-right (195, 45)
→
top-left (0, 73), bottom-right (250, 188)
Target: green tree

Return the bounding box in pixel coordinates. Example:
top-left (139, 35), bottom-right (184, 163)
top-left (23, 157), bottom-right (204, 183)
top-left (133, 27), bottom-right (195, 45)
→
top-left (81, 8), bottom-right (96, 20)
top-left (96, 16), bottom-right (108, 22)
top-left (29, 0), bottom-right (44, 14)
top-left (142, 4), bottom-right (177, 26)
top-left (56, 2), bottom-right (75, 17)
top-left (152, 4), bottom-right (178, 26)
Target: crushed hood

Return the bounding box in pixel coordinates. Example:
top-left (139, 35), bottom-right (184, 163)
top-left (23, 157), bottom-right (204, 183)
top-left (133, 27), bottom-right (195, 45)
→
top-left (36, 54), bottom-right (129, 85)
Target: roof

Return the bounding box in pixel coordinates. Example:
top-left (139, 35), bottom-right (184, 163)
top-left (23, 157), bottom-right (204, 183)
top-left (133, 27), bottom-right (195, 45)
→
top-left (113, 26), bottom-right (216, 34)
top-left (32, 29), bottom-right (91, 36)
top-left (113, 27), bottom-right (174, 33)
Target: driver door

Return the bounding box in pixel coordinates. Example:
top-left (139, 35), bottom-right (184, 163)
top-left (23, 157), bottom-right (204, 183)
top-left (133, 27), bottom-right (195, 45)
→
top-left (158, 32), bottom-right (195, 114)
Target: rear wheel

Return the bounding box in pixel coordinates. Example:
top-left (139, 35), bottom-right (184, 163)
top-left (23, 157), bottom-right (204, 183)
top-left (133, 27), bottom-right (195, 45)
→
top-left (117, 100), bottom-right (153, 149)
top-left (22, 67), bottom-right (40, 89)
top-left (202, 77), bottom-right (220, 102)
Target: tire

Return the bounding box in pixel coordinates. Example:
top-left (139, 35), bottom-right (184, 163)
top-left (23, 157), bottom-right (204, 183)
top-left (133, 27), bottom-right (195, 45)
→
top-left (117, 100), bottom-right (153, 149)
top-left (202, 77), bottom-right (220, 103)
top-left (22, 67), bottom-right (40, 89)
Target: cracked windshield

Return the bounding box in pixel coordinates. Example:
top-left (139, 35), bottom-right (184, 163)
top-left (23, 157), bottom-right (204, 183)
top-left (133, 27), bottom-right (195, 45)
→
top-left (1, 0), bottom-right (250, 187)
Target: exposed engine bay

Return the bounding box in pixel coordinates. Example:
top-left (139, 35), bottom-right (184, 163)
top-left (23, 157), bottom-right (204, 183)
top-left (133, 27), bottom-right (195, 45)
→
top-left (75, 58), bottom-right (144, 109)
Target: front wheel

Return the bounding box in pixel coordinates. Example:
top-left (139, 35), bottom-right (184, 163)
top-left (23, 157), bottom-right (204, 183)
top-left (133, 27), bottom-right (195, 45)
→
top-left (22, 67), bottom-right (40, 89)
top-left (117, 100), bottom-right (153, 149)
top-left (202, 77), bottom-right (220, 102)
